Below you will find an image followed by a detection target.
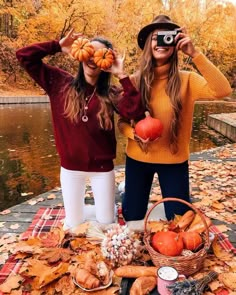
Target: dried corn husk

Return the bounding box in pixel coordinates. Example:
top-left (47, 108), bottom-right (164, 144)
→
top-left (86, 224), bottom-right (143, 266)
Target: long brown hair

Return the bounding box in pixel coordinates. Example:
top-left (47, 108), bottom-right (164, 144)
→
top-left (63, 37), bottom-right (116, 130)
top-left (135, 34), bottom-right (182, 153)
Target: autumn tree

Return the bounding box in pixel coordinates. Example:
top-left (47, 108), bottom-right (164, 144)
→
top-left (0, 0), bottom-right (235, 92)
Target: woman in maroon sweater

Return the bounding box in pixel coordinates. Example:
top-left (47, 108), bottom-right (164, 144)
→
top-left (16, 29), bottom-right (144, 230)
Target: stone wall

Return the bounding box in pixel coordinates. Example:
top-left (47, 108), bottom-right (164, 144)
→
top-left (0, 96), bottom-right (49, 104)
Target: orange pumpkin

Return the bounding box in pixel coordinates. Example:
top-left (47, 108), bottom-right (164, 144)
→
top-left (152, 231), bottom-right (183, 256)
top-left (135, 111), bottom-right (163, 141)
top-left (93, 48), bottom-right (114, 70)
top-left (71, 38), bottom-right (95, 62)
top-left (179, 231), bottom-right (203, 251)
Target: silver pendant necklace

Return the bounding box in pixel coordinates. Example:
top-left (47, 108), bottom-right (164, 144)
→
top-left (81, 87), bottom-right (96, 122)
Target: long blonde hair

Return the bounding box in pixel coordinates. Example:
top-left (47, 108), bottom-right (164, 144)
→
top-left (63, 37), bottom-right (116, 130)
top-left (135, 34), bottom-right (182, 153)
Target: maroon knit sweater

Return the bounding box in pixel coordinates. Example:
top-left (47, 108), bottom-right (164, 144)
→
top-left (16, 40), bottom-right (144, 172)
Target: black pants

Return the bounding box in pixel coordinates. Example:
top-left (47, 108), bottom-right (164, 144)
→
top-left (122, 156), bottom-right (191, 221)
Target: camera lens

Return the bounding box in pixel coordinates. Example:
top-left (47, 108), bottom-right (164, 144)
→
top-left (163, 34), bottom-right (174, 45)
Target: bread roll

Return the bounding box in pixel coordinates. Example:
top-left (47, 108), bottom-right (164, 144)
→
top-left (130, 276), bottom-right (157, 295)
top-left (115, 265), bottom-right (157, 278)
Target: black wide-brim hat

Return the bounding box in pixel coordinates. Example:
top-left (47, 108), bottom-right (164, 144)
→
top-left (138, 15), bottom-right (180, 49)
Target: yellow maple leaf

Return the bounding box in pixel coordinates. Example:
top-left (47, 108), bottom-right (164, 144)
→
top-left (12, 238), bottom-right (43, 255)
top-left (218, 272), bottom-right (236, 290)
top-left (0, 274), bottom-right (23, 293)
top-left (0, 209), bottom-right (11, 215)
top-left (212, 238), bottom-right (234, 261)
top-left (69, 221), bottom-right (90, 236)
top-left (211, 201), bottom-right (225, 211)
top-left (10, 223), bottom-right (20, 230)
top-left (20, 259), bottom-right (69, 289)
top-left (146, 220), bottom-right (166, 233)
top-left (47, 193), bottom-right (56, 199)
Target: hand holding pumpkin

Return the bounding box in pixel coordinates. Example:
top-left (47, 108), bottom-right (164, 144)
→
top-left (135, 111), bottom-right (163, 141)
top-left (106, 50), bottom-right (127, 79)
top-left (134, 111), bottom-right (163, 153)
top-left (134, 132), bottom-right (150, 154)
top-left (59, 28), bottom-right (83, 55)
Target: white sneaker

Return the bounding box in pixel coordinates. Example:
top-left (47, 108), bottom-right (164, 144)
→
top-left (84, 204), bottom-right (97, 221)
top-left (85, 204), bottom-right (118, 223)
top-left (126, 220), bottom-right (145, 232)
top-left (118, 181), bottom-right (125, 194)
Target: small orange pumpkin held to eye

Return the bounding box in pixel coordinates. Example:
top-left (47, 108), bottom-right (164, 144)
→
top-left (93, 48), bottom-right (114, 70)
top-left (71, 38), bottom-right (95, 62)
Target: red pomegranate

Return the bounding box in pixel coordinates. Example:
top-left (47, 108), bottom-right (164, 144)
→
top-left (134, 111), bottom-right (163, 141)
top-left (152, 231), bottom-right (184, 256)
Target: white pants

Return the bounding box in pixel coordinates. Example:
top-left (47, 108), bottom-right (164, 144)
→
top-left (60, 167), bottom-right (115, 229)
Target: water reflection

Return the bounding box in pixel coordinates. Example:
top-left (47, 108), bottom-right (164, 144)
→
top-left (0, 102), bottom-right (235, 210)
top-left (0, 104), bottom-right (60, 210)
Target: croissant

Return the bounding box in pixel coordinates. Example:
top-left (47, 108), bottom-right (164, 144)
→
top-left (83, 252), bottom-right (98, 276)
top-left (130, 276), bottom-right (157, 295)
top-left (96, 261), bottom-right (110, 285)
top-left (75, 268), bottom-right (100, 289)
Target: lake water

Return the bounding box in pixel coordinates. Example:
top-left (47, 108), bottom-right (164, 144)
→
top-left (0, 102), bottom-right (235, 211)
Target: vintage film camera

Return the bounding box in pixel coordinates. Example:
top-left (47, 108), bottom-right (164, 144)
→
top-left (157, 29), bottom-right (181, 46)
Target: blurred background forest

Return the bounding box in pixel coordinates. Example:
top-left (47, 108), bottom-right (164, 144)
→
top-left (0, 0), bottom-right (236, 95)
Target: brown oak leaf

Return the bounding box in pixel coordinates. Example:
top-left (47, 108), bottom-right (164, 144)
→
top-left (55, 274), bottom-right (76, 294)
top-left (39, 248), bottom-right (73, 264)
top-left (70, 237), bottom-right (97, 252)
top-left (40, 227), bottom-right (65, 247)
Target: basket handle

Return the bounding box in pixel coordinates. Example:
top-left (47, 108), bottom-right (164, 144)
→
top-left (144, 197), bottom-right (210, 249)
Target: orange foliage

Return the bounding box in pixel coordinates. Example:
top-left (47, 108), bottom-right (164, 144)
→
top-left (0, 0), bottom-right (235, 91)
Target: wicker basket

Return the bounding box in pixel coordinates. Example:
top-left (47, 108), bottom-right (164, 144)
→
top-left (143, 197), bottom-right (210, 276)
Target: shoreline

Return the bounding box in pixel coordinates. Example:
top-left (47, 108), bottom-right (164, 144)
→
top-left (0, 94), bottom-right (235, 104)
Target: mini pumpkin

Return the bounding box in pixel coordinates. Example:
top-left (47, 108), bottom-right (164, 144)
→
top-left (152, 231), bottom-right (183, 256)
top-left (93, 48), bottom-right (114, 70)
top-left (71, 38), bottom-right (95, 62)
top-left (179, 231), bottom-right (203, 251)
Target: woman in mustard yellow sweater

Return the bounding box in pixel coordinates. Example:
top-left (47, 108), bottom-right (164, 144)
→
top-left (118, 15), bottom-right (232, 224)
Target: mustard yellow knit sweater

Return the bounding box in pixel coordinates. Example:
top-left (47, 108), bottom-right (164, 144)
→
top-left (118, 52), bottom-right (232, 164)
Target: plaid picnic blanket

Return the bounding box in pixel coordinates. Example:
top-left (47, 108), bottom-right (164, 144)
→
top-left (21, 207), bottom-right (66, 240)
top-left (0, 206), bottom-right (235, 291)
